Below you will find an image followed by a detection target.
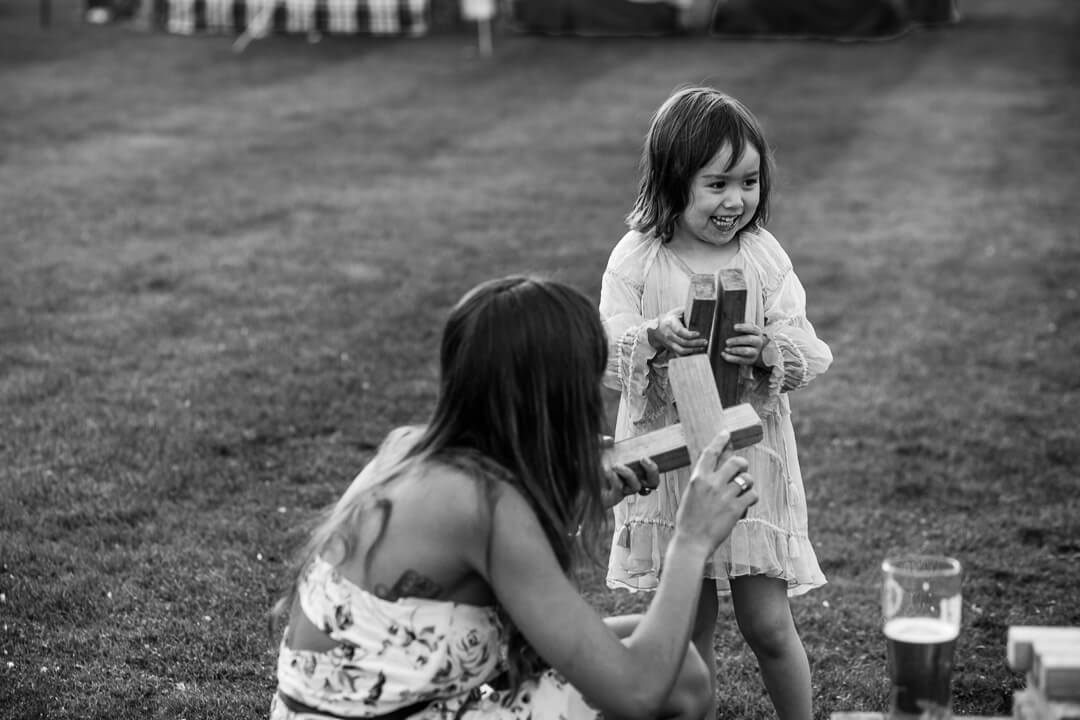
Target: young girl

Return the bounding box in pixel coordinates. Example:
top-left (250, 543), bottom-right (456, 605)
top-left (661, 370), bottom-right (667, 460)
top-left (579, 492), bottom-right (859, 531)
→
top-left (601, 87), bottom-right (833, 720)
top-left (270, 275), bottom-right (759, 720)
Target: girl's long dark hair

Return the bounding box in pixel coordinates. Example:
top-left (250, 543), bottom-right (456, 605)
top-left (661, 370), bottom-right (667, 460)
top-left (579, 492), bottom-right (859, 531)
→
top-left (627, 85), bottom-right (774, 242)
top-left (273, 275), bottom-right (610, 696)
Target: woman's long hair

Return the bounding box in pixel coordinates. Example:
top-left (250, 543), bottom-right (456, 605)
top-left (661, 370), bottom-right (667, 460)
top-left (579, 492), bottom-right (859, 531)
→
top-left (273, 275), bottom-right (610, 694)
top-left (412, 276), bottom-right (609, 569)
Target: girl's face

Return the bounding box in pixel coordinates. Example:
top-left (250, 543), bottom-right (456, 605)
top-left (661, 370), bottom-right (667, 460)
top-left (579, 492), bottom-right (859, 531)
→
top-left (675, 141), bottom-right (761, 248)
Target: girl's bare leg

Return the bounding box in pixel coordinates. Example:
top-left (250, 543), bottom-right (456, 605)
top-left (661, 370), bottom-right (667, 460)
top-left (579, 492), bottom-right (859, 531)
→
top-left (729, 575), bottom-right (812, 720)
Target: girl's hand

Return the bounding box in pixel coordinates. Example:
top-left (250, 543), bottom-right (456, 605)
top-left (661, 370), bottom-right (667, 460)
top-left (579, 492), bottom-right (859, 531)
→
top-left (647, 307), bottom-right (709, 356)
top-left (673, 431), bottom-right (757, 551)
top-left (600, 437), bottom-right (659, 508)
top-left (720, 322), bottom-right (770, 367)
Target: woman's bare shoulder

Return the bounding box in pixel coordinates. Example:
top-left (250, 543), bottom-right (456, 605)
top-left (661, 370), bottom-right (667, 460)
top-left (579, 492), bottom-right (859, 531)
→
top-left (390, 456), bottom-right (528, 556)
top-left (344, 458), bottom-right (518, 602)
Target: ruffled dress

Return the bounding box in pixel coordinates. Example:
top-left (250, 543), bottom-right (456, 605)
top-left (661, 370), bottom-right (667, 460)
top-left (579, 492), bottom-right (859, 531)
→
top-left (601, 228), bottom-right (833, 597)
top-left (271, 432), bottom-right (601, 720)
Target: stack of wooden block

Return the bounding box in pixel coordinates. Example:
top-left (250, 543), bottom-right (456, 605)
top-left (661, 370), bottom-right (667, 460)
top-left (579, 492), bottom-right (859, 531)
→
top-left (1009, 626), bottom-right (1080, 720)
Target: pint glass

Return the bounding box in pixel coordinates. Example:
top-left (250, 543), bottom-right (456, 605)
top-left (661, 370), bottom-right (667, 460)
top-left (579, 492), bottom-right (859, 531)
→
top-left (881, 555), bottom-right (962, 720)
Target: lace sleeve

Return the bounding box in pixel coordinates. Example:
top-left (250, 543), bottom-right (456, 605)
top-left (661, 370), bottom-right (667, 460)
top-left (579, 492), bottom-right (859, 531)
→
top-left (599, 266), bottom-right (672, 426)
top-left (763, 268), bottom-right (832, 392)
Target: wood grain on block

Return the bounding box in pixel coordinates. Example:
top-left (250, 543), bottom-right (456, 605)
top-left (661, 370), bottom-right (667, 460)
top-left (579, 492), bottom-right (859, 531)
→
top-left (609, 424), bottom-right (689, 476)
top-left (1034, 650), bottom-right (1080, 701)
top-left (1007, 627), bottom-right (1080, 672)
top-left (708, 268), bottom-right (748, 408)
top-left (832, 714), bottom-right (1005, 720)
top-left (1013, 687), bottom-right (1080, 720)
top-left (684, 273), bottom-right (718, 342)
top-left (668, 354), bottom-right (726, 465)
top-left (714, 403), bottom-right (763, 449)
top-left (606, 404), bottom-right (763, 478)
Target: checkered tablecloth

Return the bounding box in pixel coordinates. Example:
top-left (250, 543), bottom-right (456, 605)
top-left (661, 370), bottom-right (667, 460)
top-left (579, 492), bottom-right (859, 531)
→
top-left (162, 0), bottom-right (429, 36)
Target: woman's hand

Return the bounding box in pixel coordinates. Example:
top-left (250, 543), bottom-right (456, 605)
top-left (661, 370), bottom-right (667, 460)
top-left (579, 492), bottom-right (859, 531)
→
top-left (673, 431), bottom-right (757, 551)
top-left (647, 307), bottom-right (709, 356)
top-left (719, 322), bottom-right (769, 367)
top-left (600, 436), bottom-right (659, 508)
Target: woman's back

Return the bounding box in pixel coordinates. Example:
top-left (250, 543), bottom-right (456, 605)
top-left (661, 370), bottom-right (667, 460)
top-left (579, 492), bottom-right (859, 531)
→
top-left (285, 430), bottom-right (503, 652)
top-left (273, 430), bottom-right (513, 718)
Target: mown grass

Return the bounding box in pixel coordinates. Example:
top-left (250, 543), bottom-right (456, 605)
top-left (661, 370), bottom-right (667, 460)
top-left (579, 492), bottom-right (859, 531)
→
top-left (1, 0), bottom-right (1078, 718)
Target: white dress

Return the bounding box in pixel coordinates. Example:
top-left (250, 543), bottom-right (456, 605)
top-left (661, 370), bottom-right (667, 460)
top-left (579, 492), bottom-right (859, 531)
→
top-left (601, 228), bottom-right (833, 596)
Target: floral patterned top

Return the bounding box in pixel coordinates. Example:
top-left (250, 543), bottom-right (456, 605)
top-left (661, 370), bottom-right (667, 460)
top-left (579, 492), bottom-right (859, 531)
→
top-left (274, 555), bottom-right (506, 717)
top-left (271, 428), bottom-right (604, 720)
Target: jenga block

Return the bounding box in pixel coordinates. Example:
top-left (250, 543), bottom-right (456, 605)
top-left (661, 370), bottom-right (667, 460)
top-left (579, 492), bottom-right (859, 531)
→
top-left (712, 403), bottom-right (763, 451)
top-left (609, 424), bottom-right (690, 476)
top-left (1008, 627), bottom-right (1080, 672)
top-left (1014, 687), bottom-right (1080, 720)
top-left (1034, 649), bottom-right (1080, 701)
top-left (668, 354), bottom-right (726, 464)
top-left (707, 268), bottom-right (748, 408)
top-left (1014, 688), bottom-right (1038, 720)
top-left (684, 273), bottom-right (718, 342)
top-left (606, 404), bottom-right (763, 479)
top-left (833, 714), bottom-right (1006, 720)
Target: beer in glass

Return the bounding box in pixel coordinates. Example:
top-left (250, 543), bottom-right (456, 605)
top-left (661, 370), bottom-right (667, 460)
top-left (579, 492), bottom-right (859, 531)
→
top-left (881, 555), bottom-right (962, 720)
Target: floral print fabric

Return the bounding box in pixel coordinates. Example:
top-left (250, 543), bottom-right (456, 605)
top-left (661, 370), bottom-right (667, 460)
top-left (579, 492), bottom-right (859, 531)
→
top-left (271, 556), bottom-right (600, 719)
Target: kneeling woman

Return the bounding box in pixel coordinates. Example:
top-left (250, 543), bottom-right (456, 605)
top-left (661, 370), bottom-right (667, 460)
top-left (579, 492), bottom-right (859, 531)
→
top-left (270, 275), bottom-right (757, 720)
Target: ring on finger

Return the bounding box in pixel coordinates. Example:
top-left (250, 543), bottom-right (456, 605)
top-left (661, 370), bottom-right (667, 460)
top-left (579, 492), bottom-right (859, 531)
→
top-left (731, 475), bottom-right (748, 494)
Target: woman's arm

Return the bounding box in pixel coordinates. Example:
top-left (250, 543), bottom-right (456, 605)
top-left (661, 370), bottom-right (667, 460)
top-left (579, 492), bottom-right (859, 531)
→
top-left (475, 434), bottom-right (756, 719)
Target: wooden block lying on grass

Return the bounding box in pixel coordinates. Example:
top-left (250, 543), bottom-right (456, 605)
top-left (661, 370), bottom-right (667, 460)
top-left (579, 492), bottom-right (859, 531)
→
top-left (832, 715), bottom-right (1004, 720)
top-left (832, 716), bottom-right (1004, 720)
top-left (1013, 687), bottom-right (1080, 720)
top-left (1034, 650), bottom-right (1080, 702)
top-left (1007, 627), bottom-right (1080, 672)
top-left (606, 403), bottom-right (762, 479)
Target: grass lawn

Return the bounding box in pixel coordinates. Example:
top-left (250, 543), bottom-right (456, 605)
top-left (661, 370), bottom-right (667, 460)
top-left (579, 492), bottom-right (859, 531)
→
top-left (1, 0), bottom-right (1078, 717)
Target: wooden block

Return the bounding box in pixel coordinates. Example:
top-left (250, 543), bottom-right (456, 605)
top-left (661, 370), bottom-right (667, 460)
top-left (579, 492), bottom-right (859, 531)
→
top-left (707, 268), bottom-right (748, 408)
top-left (1014, 687), bottom-right (1080, 720)
top-left (668, 354), bottom-right (726, 465)
top-left (606, 404), bottom-right (763, 479)
top-left (1008, 627), bottom-right (1080, 672)
top-left (609, 424), bottom-right (690, 476)
top-left (684, 273), bottom-right (718, 342)
top-left (1034, 649), bottom-right (1080, 701)
top-left (1014, 690), bottom-right (1038, 720)
top-left (831, 714), bottom-right (1006, 720)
